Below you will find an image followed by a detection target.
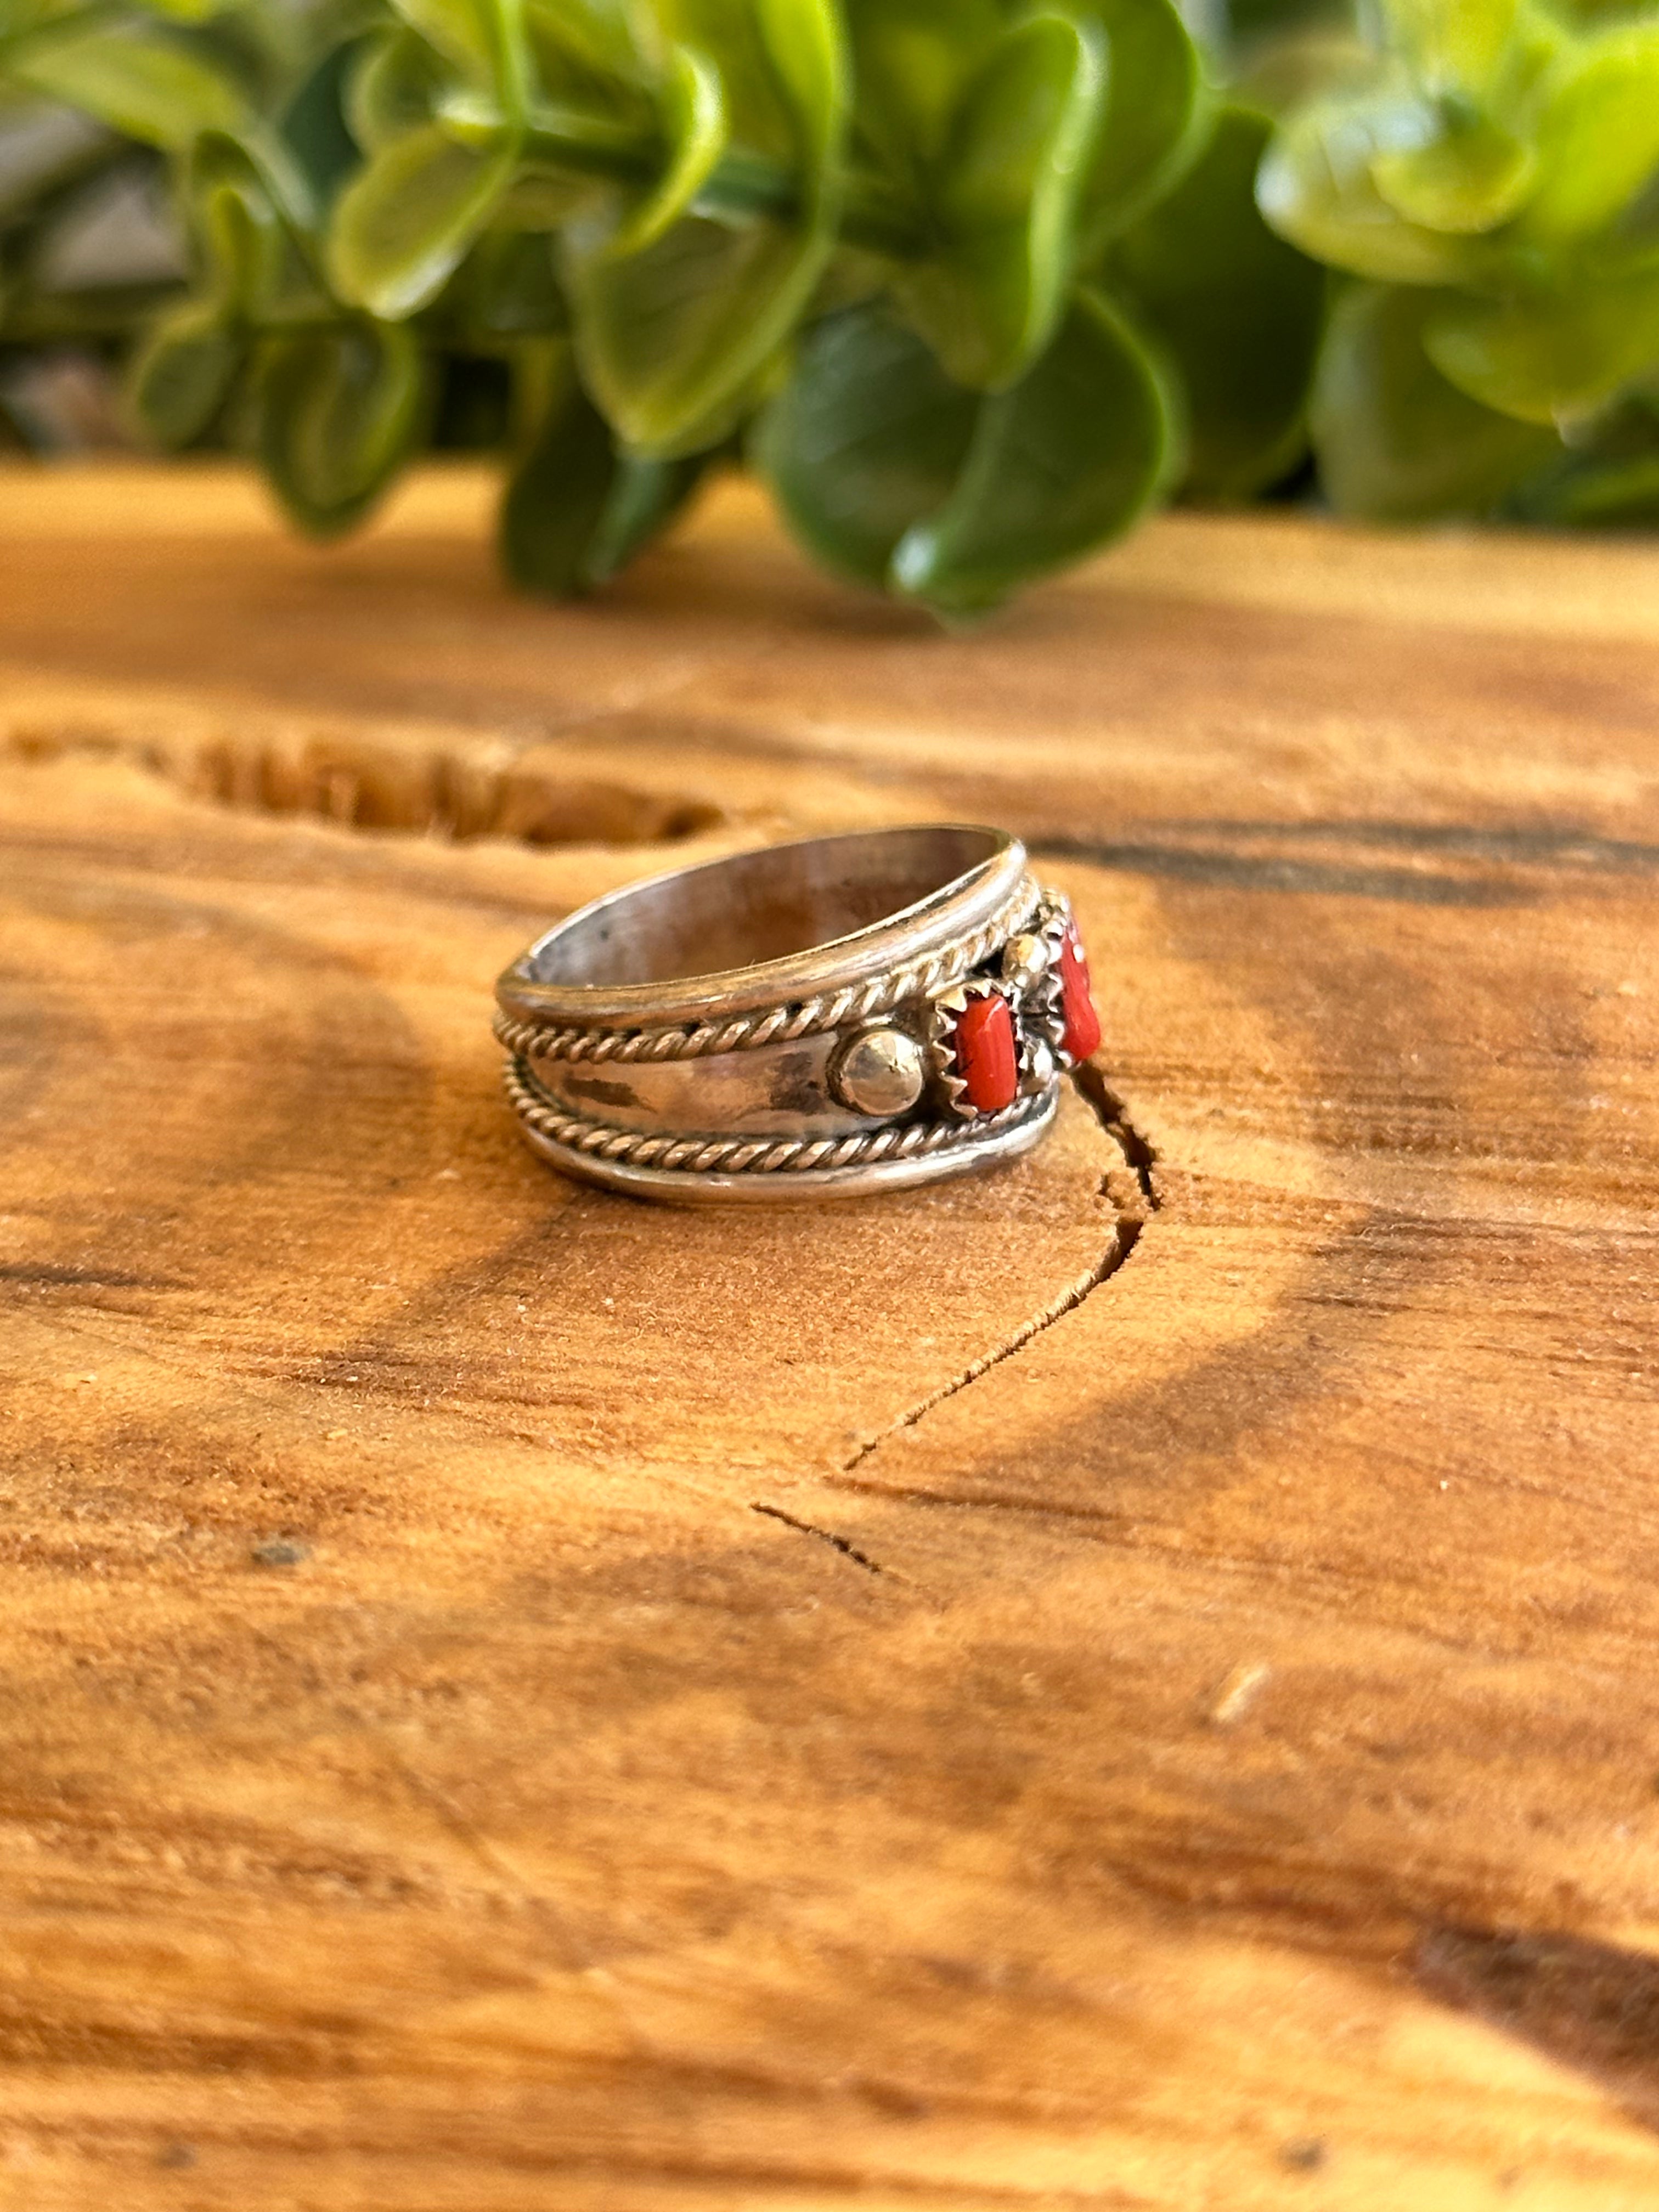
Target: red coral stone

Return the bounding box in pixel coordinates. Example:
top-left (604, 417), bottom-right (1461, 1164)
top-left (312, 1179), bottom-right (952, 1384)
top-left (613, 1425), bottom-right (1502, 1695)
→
top-left (1059, 924), bottom-right (1102, 1062)
top-left (952, 992), bottom-right (1018, 1113)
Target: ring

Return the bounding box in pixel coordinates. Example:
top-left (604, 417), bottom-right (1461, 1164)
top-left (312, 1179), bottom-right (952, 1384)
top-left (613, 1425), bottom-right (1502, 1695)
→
top-left (494, 825), bottom-right (1102, 1204)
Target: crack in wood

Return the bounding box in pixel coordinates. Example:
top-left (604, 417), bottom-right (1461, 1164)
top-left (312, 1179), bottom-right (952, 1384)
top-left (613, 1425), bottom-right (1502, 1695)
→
top-left (838, 1073), bottom-right (1161, 1478)
top-left (3, 720), bottom-right (722, 849)
top-left (1072, 1061), bottom-right (1160, 1214)
top-left (749, 1502), bottom-right (888, 1577)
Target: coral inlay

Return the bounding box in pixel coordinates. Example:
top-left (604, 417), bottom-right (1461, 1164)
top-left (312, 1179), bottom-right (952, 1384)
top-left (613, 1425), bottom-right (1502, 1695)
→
top-left (953, 994), bottom-right (1018, 1112)
top-left (1059, 925), bottom-right (1102, 1061)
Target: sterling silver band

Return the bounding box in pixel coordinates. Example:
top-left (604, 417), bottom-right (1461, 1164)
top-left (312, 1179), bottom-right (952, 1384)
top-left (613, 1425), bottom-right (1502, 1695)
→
top-left (494, 826), bottom-right (1097, 1204)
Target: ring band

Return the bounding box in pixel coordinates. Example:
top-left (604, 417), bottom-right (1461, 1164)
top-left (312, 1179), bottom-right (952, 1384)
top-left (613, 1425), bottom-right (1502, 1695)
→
top-left (494, 825), bottom-right (1102, 1204)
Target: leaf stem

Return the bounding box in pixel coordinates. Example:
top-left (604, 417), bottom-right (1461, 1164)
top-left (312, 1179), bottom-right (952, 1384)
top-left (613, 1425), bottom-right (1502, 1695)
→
top-left (0, 278), bottom-right (179, 343)
top-left (520, 106), bottom-right (927, 260)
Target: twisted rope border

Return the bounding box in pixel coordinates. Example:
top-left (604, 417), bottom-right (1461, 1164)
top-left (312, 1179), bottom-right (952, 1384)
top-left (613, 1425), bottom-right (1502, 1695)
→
top-left (495, 876), bottom-right (1041, 1065)
top-left (504, 1058), bottom-right (1047, 1177)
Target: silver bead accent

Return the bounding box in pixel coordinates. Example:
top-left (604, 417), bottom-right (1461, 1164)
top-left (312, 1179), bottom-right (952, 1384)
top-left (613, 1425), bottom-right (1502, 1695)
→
top-left (1001, 932), bottom-right (1051, 992)
top-left (828, 1025), bottom-right (926, 1119)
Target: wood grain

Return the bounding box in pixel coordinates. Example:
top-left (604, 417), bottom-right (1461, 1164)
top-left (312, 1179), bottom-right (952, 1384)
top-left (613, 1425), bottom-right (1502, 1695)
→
top-left (1, 464), bottom-right (1657, 2210)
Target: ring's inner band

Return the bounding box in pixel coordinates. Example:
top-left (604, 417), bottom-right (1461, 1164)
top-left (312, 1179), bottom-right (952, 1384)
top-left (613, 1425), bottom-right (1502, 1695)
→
top-left (527, 826), bottom-right (1005, 990)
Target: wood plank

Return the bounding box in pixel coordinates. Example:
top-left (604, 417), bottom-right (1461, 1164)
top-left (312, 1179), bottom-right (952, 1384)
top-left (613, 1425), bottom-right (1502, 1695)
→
top-left (0, 464), bottom-right (1656, 2209)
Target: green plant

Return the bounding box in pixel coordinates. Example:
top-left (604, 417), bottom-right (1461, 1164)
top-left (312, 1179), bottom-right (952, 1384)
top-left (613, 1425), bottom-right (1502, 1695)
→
top-left (3, 0), bottom-right (1659, 616)
top-left (1260, 0), bottom-right (1659, 522)
top-left (0, 0), bottom-right (1328, 611)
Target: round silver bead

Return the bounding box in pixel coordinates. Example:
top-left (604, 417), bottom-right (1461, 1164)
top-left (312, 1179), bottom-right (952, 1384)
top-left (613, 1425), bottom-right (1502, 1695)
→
top-left (1001, 933), bottom-right (1051, 992)
top-left (830, 1025), bottom-right (927, 1119)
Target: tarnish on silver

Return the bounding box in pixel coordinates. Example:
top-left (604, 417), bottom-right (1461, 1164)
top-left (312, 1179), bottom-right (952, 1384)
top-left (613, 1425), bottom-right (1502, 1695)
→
top-left (494, 826), bottom-right (1079, 1204)
top-left (506, 1059), bottom-right (1056, 1199)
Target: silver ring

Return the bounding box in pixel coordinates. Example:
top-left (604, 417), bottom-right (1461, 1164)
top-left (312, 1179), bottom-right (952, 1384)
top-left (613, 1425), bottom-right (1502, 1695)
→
top-left (494, 825), bottom-right (1103, 1204)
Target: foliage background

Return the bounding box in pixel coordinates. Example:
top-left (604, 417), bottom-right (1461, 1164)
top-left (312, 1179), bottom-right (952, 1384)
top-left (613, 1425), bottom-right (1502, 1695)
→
top-left (2, 0), bottom-right (1657, 617)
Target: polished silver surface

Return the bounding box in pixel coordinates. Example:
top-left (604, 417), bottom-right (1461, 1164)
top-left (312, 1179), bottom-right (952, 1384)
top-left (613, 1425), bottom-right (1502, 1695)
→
top-left (494, 825), bottom-right (1077, 1204)
top-left (828, 1026), bottom-right (927, 1118)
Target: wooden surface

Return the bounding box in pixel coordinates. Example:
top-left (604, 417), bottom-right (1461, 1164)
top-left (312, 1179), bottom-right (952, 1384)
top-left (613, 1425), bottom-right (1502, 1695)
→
top-left (2, 464), bottom-right (1657, 2211)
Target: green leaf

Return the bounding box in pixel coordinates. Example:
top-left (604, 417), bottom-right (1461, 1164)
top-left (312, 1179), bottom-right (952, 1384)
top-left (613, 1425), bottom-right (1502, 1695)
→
top-left (1532, 452), bottom-right (1659, 527)
top-left (1518, 24), bottom-right (1659, 245)
top-left (1425, 273), bottom-right (1659, 425)
top-left (187, 131), bottom-right (286, 312)
top-left (893, 288), bottom-right (1176, 614)
top-left (1310, 281), bottom-right (1557, 519)
top-left (654, 0), bottom-right (836, 166)
top-left (257, 321), bottom-right (427, 537)
top-left (566, 215), bottom-right (797, 452)
top-left (199, 170), bottom-right (284, 311)
top-left (754, 289), bottom-right (1175, 617)
top-left (450, 225), bottom-right (566, 335)
top-left (753, 297), bottom-right (980, 586)
top-left (499, 359), bottom-right (708, 592)
top-left (753, 0), bottom-right (845, 178)
top-left (611, 43), bottom-right (726, 256)
top-left (346, 30), bottom-right (445, 155)
top-left (843, 0), bottom-right (1001, 185)
top-left (390, 0), bottom-right (528, 111)
top-left (493, 165), bottom-right (601, 227)
top-left (499, 364), bottom-right (619, 590)
top-left (567, 0), bottom-right (847, 455)
top-left (1370, 107), bottom-right (1537, 234)
top-left (583, 447), bottom-right (708, 580)
top-left (128, 298), bottom-right (240, 447)
top-left (524, 0), bottom-right (648, 93)
top-left (1074, 0), bottom-right (1205, 249)
top-left (329, 122), bottom-right (517, 319)
top-left (892, 9), bottom-right (1107, 391)
top-left (1506, 386), bottom-right (1659, 527)
top-left (7, 19), bottom-right (252, 148)
top-left (1514, 419), bottom-right (1659, 527)
top-left (1378, 0), bottom-right (1519, 98)
top-left (1110, 104), bottom-right (1325, 501)
top-left (1258, 95), bottom-right (1493, 284)
top-left (279, 32), bottom-right (364, 208)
